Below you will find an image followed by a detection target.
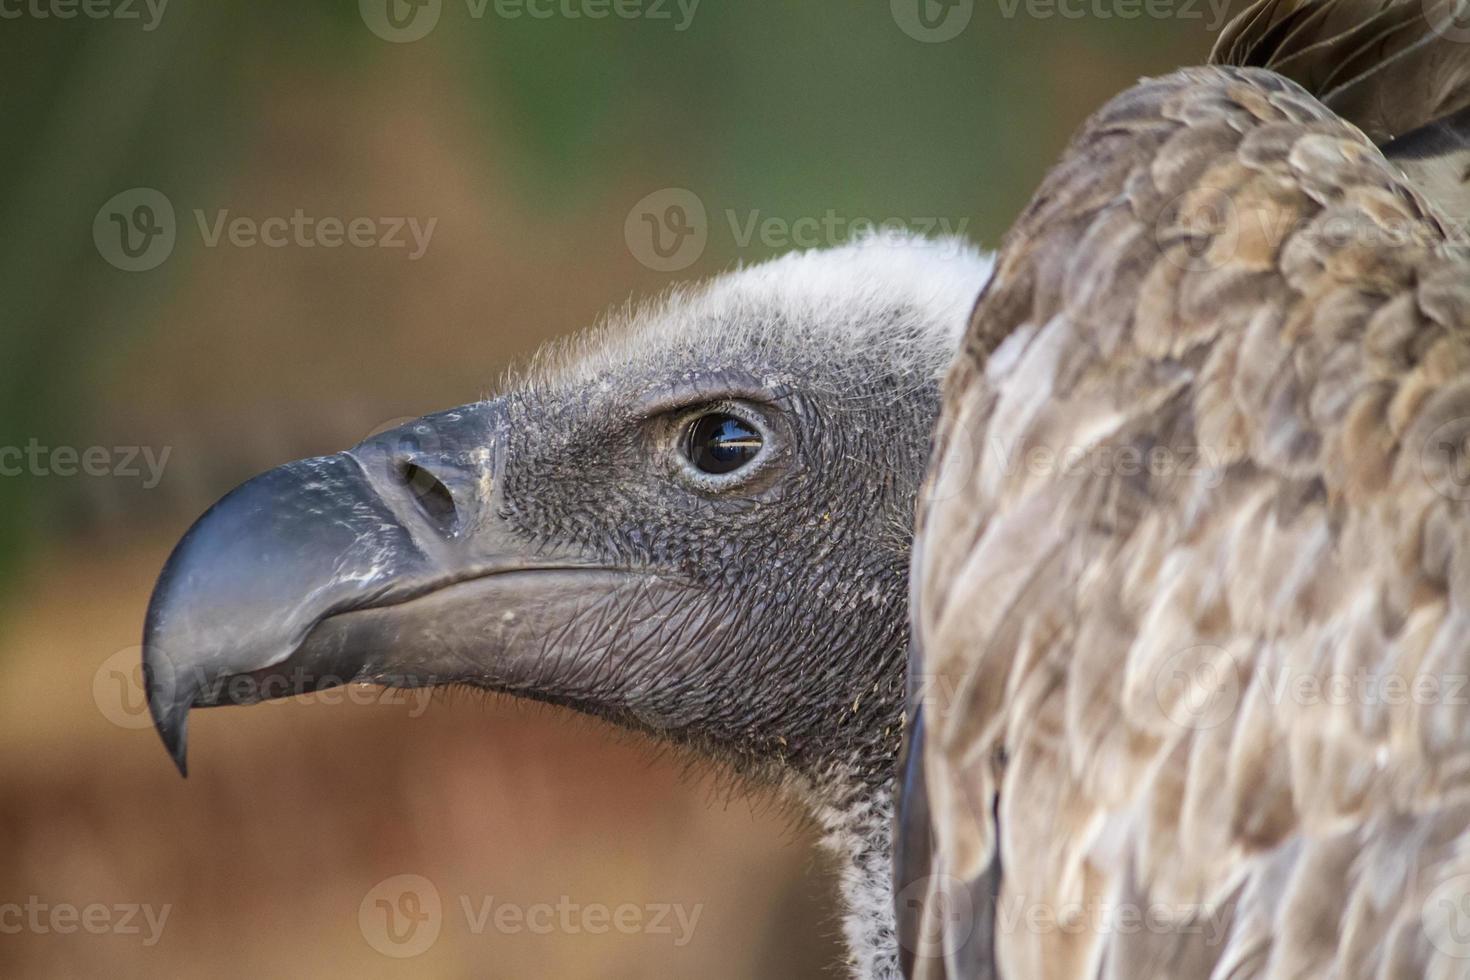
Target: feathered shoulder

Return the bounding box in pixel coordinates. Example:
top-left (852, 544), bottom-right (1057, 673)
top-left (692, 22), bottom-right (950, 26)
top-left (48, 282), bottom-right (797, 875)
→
top-left (904, 63), bottom-right (1470, 979)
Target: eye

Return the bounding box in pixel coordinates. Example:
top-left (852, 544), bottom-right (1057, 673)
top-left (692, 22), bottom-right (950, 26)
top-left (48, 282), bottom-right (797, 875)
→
top-left (683, 412), bottom-right (763, 475)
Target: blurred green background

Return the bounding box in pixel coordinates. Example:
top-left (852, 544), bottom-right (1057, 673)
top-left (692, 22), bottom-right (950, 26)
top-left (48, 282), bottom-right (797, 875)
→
top-left (2, 2), bottom-right (1226, 976)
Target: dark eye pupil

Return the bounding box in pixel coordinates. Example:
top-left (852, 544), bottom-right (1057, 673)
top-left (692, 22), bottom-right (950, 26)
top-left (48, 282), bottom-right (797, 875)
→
top-left (685, 413), bottom-right (762, 475)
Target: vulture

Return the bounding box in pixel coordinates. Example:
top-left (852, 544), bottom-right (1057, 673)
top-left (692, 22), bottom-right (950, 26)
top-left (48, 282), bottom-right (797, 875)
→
top-left (140, 3), bottom-right (1470, 978)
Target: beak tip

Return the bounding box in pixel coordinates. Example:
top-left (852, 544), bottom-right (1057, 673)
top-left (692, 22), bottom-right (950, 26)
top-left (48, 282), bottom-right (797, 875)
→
top-left (143, 651), bottom-right (191, 778)
top-left (152, 703), bottom-right (190, 778)
top-left (161, 719), bottom-right (190, 779)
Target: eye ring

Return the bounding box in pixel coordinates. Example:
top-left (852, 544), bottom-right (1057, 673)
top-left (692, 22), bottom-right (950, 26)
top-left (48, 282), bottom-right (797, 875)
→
top-left (680, 410), bottom-right (766, 479)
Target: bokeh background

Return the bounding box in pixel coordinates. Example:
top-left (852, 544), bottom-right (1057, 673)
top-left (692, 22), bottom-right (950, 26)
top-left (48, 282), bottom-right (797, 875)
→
top-left (3, 2), bottom-right (1234, 976)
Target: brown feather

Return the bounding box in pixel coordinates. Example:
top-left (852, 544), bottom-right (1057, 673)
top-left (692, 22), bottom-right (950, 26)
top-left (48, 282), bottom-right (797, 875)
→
top-left (1213, 0), bottom-right (1470, 228)
top-left (908, 64), bottom-right (1470, 979)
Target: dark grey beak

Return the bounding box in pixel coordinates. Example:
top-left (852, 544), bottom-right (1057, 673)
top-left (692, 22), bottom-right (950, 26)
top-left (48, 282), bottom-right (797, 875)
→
top-left (142, 402), bottom-right (602, 776)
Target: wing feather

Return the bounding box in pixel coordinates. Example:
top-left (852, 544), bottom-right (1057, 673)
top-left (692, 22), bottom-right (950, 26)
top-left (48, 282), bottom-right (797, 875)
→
top-left (1212, 0), bottom-right (1470, 228)
top-left (904, 63), bottom-right (1470, 980)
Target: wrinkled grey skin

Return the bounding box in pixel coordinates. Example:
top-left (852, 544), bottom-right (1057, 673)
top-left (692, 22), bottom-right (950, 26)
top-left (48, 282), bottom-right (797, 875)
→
top-left (142, 236), bottom-right (990, 978)
top-left (493, 373), bottom-right (922, 782)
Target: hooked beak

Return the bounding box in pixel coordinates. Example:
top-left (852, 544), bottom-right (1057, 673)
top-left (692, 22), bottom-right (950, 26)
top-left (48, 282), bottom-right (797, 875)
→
top-left (141, 401), bottom-right (610, 776)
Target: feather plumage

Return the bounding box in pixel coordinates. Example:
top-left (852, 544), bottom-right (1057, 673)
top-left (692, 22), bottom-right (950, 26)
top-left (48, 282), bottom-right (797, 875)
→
top-left (1212, 0), bottom-right (1470, 228)
top-left (902, 59), bottom-right (1470, 980)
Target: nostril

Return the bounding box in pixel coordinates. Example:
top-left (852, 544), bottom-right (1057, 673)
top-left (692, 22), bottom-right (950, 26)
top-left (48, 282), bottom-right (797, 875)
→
top-left (396, 461), bottom-right (459, 535)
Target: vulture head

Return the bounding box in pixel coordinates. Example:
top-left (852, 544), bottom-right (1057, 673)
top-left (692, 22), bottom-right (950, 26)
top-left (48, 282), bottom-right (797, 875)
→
top-left (143, 232), bottom-right (991, 973)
